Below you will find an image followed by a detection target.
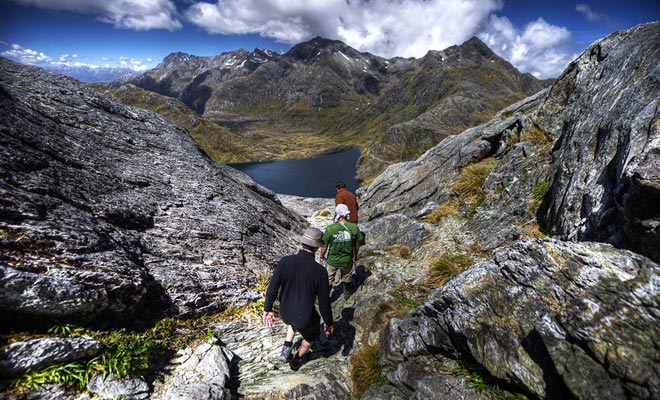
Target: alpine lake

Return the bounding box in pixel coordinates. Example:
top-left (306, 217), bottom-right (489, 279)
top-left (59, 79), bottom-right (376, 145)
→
top-left (229, 147), bottom-right (362, 198)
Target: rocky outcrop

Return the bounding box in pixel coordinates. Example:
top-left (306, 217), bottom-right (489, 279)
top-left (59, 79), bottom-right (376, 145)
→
top-left (534, 22), bottom-right (660, 263)
top-left (0, 57), bottom-right (304, 328)
top-left (378, 239), bottom-right (660, 400)
top-left (87, 375), bottom-right (150, 400)
top-left (151, 339), bottom-right (234, 400)
top-left (0, 338), bottom-right (102, 377)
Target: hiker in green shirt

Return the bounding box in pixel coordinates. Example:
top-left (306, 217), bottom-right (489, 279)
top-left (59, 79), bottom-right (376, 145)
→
top-left (319, 204), bottom-right (364, 296)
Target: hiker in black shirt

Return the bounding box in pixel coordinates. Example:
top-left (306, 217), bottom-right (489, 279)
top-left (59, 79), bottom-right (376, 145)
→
top-left (263, 227), bottom-right (334, 370)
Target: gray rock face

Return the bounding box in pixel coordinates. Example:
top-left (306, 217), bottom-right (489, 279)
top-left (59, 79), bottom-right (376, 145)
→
top-left (0, 338), bottom-right (102, 377)
top-left (151, 339), bottom-right (233, 400)
top-left (0, 57), bottom-right (304, 327)
top-left (534, 22), bottom-right (660, 263)
top-left (359, 96), bottom-right (543, 225)
top-left (359, 214), bottom-right (431, 252)
top-left (87, 375), bottom-right (150, 400)
top-left (381, 239), bottom-right (660, 400)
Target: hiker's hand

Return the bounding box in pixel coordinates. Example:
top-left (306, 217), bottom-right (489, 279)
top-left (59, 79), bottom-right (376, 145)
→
top-left (323, 323), bottom-right (334, 335)
top-left (263, 311), bottom-right (275, 328)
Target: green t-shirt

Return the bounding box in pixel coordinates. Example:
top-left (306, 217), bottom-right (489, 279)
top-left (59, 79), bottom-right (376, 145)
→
top-left (322, 221), bottom-right (364, 268)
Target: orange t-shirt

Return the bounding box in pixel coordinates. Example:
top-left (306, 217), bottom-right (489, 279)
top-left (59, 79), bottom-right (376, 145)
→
top-left (335, 188), bottom-right (359, 223)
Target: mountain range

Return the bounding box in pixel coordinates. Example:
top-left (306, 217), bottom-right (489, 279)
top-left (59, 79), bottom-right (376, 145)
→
top-left (45, 65), bottom-right (136, 83)
top-left (109, 37), bottom-right (551, 179)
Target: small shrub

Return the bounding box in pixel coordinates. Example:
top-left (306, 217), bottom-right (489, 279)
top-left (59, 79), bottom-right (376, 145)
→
top-left (428, 252), bottom-right (474, 287)
top-left (350, 343), bottom-right (389, 398)
top-left (317, 208), bottom-right (331, 217)
top-left (385, 244), bottom-right (411, 259)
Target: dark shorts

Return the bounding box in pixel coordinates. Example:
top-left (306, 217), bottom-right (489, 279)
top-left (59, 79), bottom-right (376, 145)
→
top-left (294, 316), bottom-right (321, 342)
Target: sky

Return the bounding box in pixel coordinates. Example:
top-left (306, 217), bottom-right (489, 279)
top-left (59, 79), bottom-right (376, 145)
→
top-left (1, 0), bottom-right (659, 79)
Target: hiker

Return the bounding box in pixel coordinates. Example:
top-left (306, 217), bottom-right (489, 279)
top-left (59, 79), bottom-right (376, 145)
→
top-left (334, 181), bottom-right (359, 223)
top-left (263, 227), bottom-right (334, 370)
top-left (319, 204), bottom-right (364, 296)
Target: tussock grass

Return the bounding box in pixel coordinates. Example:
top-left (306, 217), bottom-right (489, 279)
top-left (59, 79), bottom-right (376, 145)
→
top-left (350, 342), bottom-right (389, 398)
top-left (385, 244), bottom-right (412, 259)
top-left (521, 222), bottom-right (548, 239)
top-left (428, 252), bottom-right (474, 287)
top-left (427, 198), bottom-right (460, 224)
top-left (452, 157), bottom-right (498, 215)
top-left (521, 124), bottom-right (549, 146)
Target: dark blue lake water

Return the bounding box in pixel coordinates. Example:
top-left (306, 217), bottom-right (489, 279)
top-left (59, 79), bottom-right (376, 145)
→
top-left (229, 147), bottom-right (362, 198)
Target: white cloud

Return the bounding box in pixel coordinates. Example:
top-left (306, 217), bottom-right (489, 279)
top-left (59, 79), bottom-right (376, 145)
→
top-left (10, 0), bottom-right (182, 31)
top-left (117, 56), bottom-right (152, 71)
top-left (1, 44), bottom-right (53, 64)
top-left (576, 4), bottom-right (616, 26)
top-left (184, 0), bottom-right (576, 78)
top-left (479, 16), bottom-right (577, 79)
top-left (51, 60), bottom-right (100, 68)
top-left (184, 0), bottom-right (501, 58)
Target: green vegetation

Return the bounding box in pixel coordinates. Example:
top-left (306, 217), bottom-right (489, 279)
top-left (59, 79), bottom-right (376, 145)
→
top-left (10, 318), bottom-right (215, 391)
top-left (47, 323), bottom-right (76, 336)
top-left (387, 290), bottom-right (419, 310)
top-left (452, 362), bottom-right (528, 400)
top-left (350, 342), bottom-right (389, 398)
top-left (428, 251), bottom-right (474, 287)
top-left (529, 179), bottom-right (549, 212)
top-left (221, 298), bottom-right (265, 321)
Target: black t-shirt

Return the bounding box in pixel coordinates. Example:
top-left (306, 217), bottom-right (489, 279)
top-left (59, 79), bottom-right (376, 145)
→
top-left (264, 250), bottom-right (333, 329)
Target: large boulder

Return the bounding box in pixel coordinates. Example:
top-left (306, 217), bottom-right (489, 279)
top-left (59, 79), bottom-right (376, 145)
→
top-left (381, 238), bottom-right (660, 399)
top-left (0, 58), bottom-right (304, 328)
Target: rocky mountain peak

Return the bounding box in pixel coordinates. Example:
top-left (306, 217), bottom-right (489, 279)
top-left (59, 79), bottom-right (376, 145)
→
top-left (158, 51), bottom-right (199, 68)
top-left (286, 36), bottom-right (371, 65)
top-left (421, 36), bottom-right (503, 67)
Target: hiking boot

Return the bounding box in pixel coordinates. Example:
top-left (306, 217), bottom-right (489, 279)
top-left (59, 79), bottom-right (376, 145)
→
top-left (289, 352), bottom-right (305, 371)
top-left (279, 343), bottom-right (293, 363)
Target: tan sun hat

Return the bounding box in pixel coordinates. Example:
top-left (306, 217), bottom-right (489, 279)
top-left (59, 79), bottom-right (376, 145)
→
top-left (301, 227), bottom-right (324, 248)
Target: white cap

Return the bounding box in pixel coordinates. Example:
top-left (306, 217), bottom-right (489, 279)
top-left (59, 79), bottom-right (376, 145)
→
top-left (335, 204), bottom-right (350, 222)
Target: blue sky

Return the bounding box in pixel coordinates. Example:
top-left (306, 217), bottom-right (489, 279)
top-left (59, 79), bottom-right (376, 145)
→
top-left (1, 0), bottom-right (658, 79)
